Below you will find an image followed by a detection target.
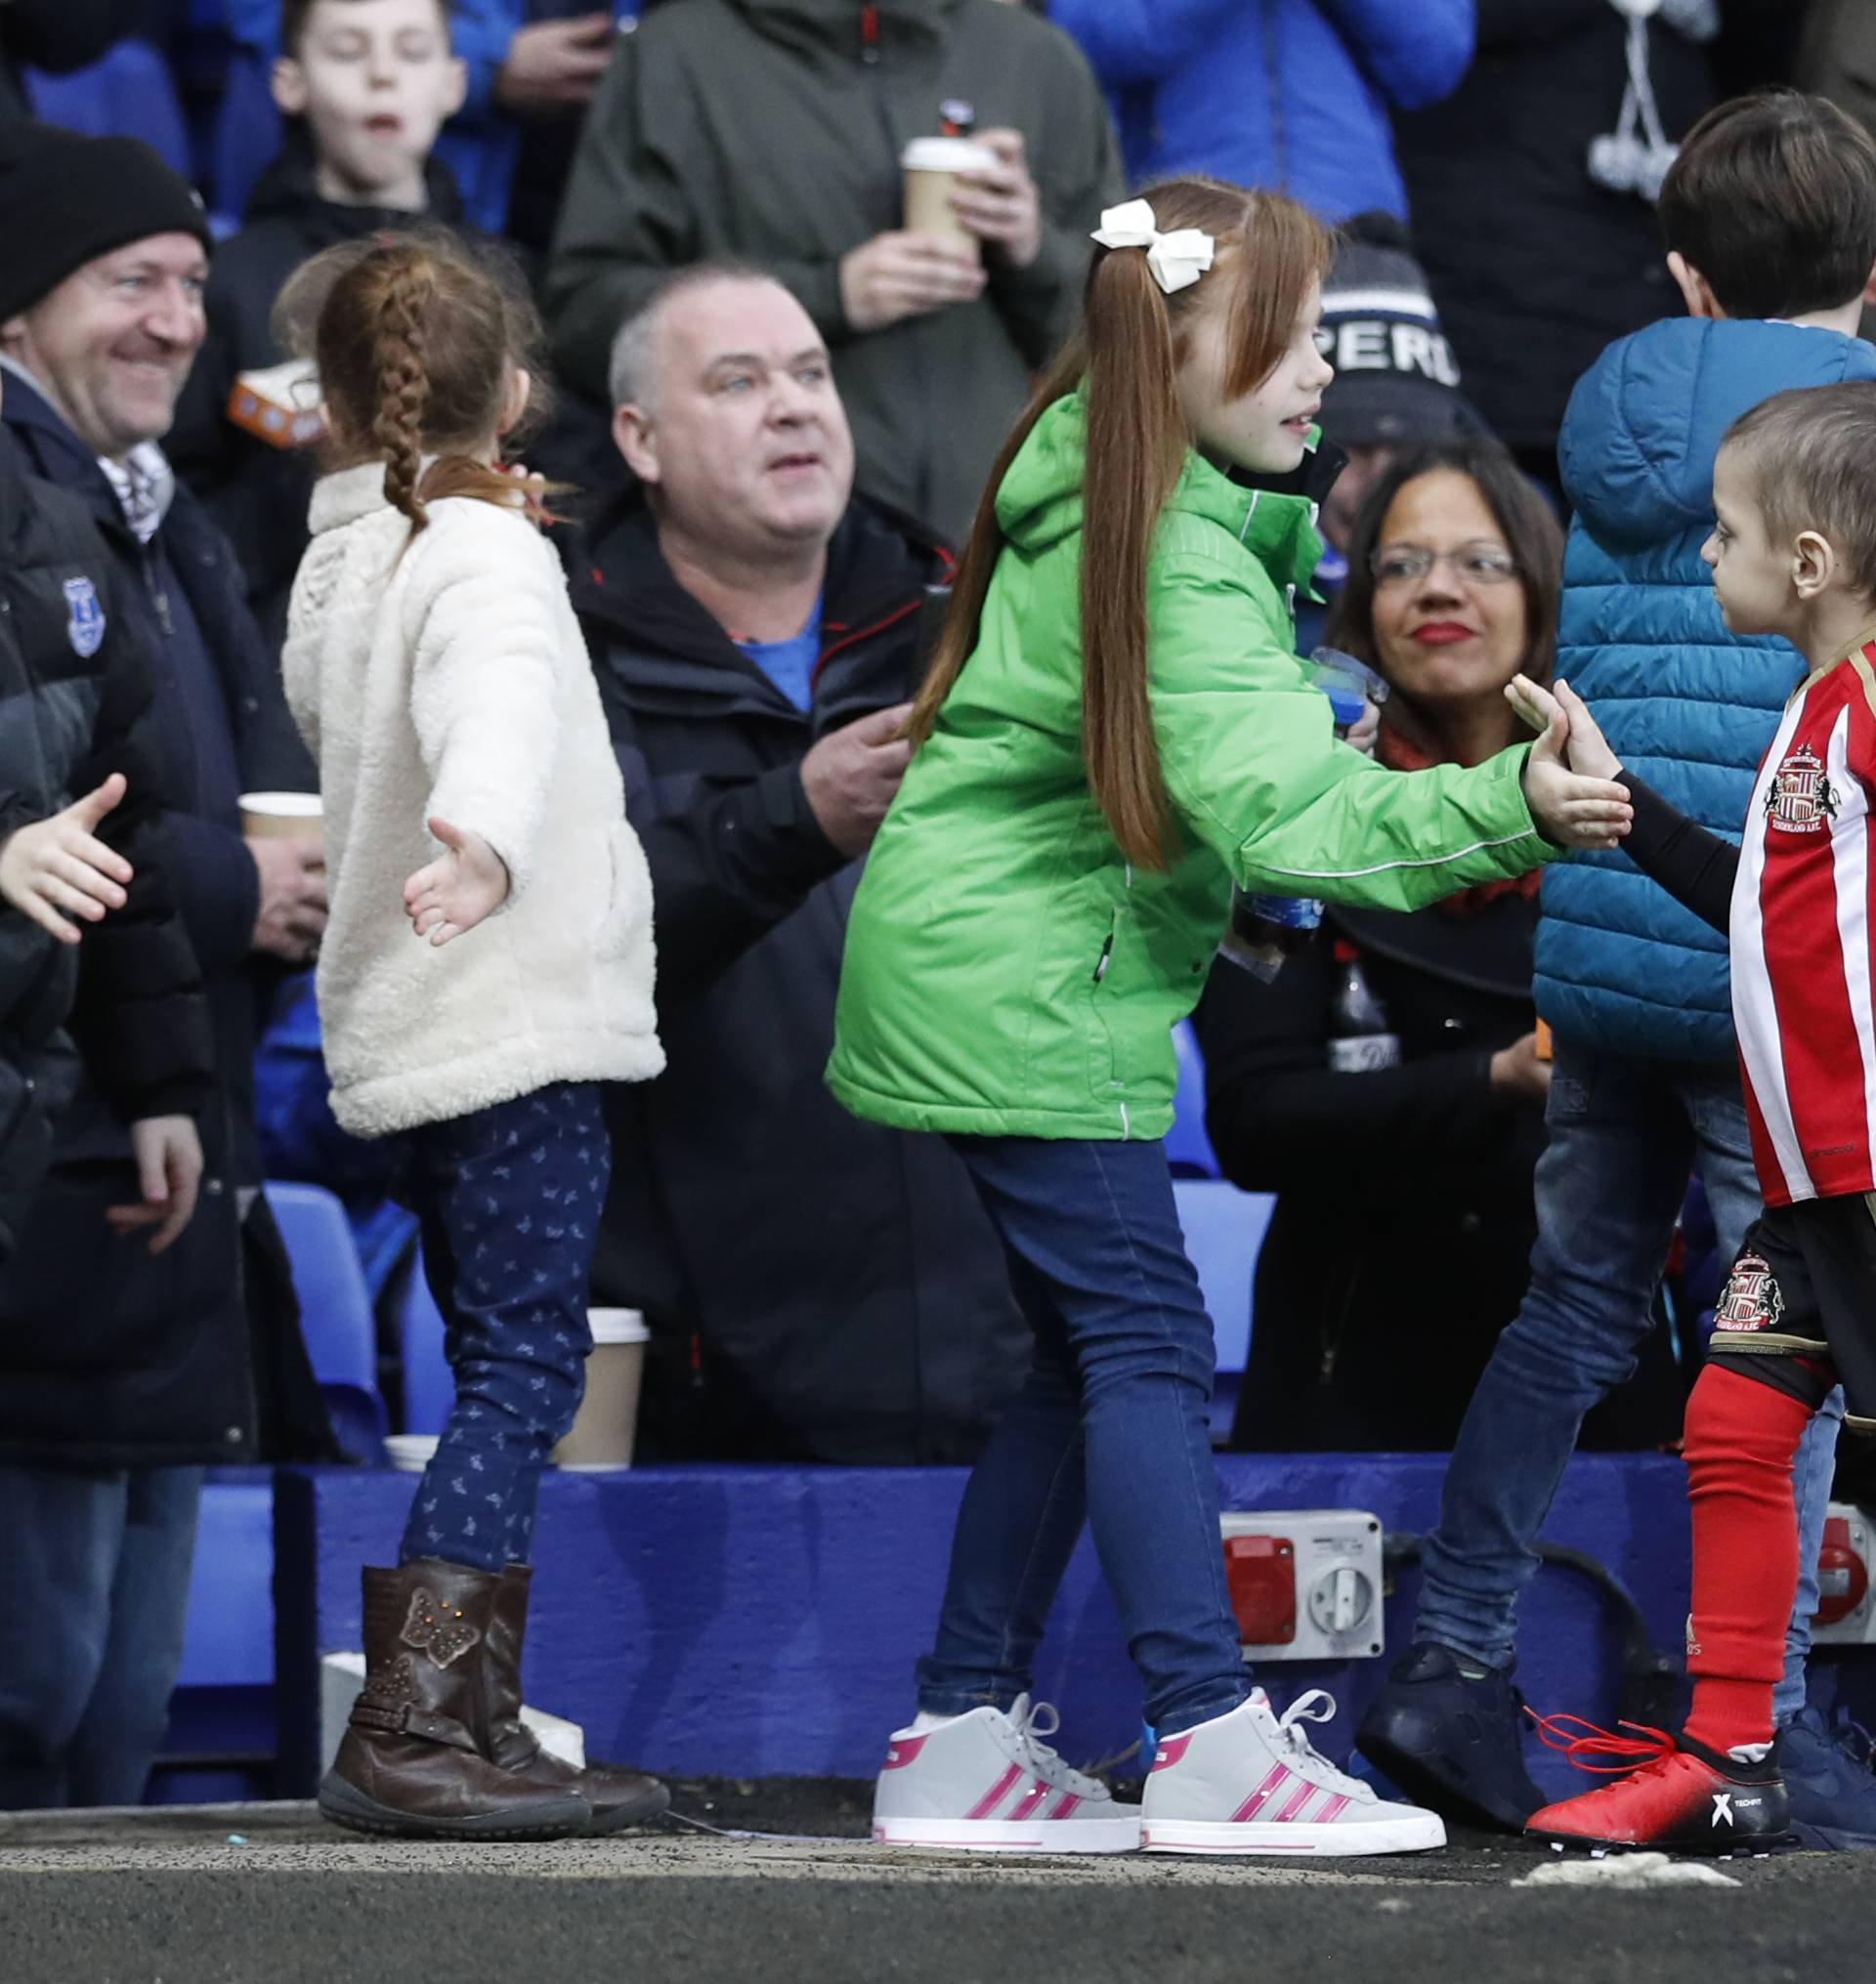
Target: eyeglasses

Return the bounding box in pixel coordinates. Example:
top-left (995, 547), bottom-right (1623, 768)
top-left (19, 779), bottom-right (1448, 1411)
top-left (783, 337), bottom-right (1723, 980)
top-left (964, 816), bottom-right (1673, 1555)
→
top-left (1369, 543), bottom-right (1520, 588)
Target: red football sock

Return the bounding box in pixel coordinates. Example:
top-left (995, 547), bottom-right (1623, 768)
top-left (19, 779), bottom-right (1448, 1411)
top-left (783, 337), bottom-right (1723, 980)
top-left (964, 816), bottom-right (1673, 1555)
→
top-left (1681, 1364), bottom-right (1814, 1758)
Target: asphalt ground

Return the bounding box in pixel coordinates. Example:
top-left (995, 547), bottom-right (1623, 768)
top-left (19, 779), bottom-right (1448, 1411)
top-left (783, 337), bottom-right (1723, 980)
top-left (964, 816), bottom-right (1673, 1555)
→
top-left (3, 1786), bottom-right (1875, 1984)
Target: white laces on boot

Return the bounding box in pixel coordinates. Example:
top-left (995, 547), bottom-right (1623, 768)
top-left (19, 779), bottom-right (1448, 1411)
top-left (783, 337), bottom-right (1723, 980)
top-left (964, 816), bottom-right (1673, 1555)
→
top-left (1251, 1689), bottom-right (1377, 1803)
top-left (1007, 1696), bottom-right (1103, 1796)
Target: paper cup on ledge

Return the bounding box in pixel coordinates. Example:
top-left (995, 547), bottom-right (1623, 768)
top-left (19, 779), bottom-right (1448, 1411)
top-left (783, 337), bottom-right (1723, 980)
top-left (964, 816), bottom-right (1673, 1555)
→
top-left (240, 790), bottom-right (323, 839)
top-left (554, 1308), bottom-right (651, 1471)
top-left (902, 135), bottom-right (1000, 258)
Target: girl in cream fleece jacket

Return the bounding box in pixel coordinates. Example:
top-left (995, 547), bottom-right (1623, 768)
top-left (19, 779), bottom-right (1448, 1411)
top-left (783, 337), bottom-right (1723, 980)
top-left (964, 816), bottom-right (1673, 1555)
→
top-left (283, 234), bottom-right (666, 1845)
top-left (287, 464), bottom-right (661, 1133)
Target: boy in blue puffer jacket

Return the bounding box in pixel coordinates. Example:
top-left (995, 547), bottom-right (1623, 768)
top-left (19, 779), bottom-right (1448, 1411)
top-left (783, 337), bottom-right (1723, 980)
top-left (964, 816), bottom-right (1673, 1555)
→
top-left (1359, 90), bottom-right (1876, 1850)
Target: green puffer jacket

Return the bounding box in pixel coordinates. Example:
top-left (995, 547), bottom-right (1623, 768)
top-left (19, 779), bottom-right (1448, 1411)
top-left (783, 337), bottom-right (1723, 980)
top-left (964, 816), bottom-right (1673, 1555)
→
top-left (827, 394), bottom-right (1558, 1140)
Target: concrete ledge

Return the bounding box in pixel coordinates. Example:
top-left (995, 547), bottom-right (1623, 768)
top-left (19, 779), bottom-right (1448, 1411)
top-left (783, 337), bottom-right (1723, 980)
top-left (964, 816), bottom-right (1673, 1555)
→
top-left (273, 1454), bottom-right (1730, 1793)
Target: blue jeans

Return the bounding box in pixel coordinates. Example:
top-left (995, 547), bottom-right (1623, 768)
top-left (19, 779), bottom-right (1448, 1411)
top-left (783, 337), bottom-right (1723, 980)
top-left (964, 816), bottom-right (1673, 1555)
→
top-left (917, 1136), bottom-right (1251, 1738)
top-left (0, 1463), bottom-right (203, 1808)
top-left (1417, 1044), bottom-right (1842, 1725)
top-left (396, 1083), bottom-right (609, 1575)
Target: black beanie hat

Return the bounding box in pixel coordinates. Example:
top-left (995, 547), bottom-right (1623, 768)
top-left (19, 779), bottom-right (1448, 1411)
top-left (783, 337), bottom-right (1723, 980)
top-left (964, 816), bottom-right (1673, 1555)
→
top-left (0, 126), bottom-right (213, 326)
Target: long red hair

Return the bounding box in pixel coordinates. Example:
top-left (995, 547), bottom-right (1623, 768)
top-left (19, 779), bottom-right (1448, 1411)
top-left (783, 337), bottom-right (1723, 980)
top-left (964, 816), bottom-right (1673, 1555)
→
top-left (908, 178), bottom-right (1332, 869)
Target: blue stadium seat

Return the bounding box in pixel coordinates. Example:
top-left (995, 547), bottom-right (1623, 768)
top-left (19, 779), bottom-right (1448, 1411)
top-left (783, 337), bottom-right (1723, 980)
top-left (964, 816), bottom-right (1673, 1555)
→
top-left (175, 1477), bottom-right (275, 1691)
top-left (397, 1250), bottom-right (455, 1436)
top-left (264, 1181), bottom-right (388, 1462)
top-left (1166, 1019), bottom-right (1220, 1177)
top-left (26, 42), bottom-right (192, 178)
top-left (1173, 1177), bottom-right (1275, 1377)
top-left (210, 44), bottom-right (282, 226)
top-left (149, 1471), bottom-right (277, 1804)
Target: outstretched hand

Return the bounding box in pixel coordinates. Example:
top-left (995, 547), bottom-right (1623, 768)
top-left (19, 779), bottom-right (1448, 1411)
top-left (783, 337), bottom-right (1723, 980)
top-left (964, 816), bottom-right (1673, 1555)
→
top-left (1507, 674), bottom-right (1621, 781)
top-left (0, 773), bottom-right (131, 943)
top-left (403, 817), bottom-right (510, 948)
top-left (1515, 679), bottom-right (1632, 852)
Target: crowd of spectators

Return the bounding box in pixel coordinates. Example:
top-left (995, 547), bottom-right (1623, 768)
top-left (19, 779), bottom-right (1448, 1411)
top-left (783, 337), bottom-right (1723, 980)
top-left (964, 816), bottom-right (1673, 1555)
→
top-left (4, 0), bottom-right (1876, 1816)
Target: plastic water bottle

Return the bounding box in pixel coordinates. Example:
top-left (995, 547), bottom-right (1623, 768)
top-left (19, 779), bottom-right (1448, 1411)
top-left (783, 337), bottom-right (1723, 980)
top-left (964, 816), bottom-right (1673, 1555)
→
top-left (1326, 945), bottom-right (1401, 1073)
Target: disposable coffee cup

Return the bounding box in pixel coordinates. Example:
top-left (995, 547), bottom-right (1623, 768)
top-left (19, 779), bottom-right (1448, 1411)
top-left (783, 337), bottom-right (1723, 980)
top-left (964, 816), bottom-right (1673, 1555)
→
top-left (902, 136), bottom-right (1000, 258)
top-left (554, 1308), bottom-right (650, 1471)
top-left (240, 790), bottom-right (323, 839)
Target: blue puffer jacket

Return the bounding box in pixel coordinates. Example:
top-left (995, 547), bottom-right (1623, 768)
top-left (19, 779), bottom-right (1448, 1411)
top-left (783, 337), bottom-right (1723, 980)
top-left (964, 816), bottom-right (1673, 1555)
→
top-left (1047, 0), bottom-right (1472, 221)
top-left (1535, 317), bottom-right (1876, 1063)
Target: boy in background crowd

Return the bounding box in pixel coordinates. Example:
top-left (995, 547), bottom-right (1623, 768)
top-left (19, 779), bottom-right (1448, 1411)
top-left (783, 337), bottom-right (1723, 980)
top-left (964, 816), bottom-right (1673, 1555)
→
top-left (171, 0), bottom-right (471, 655)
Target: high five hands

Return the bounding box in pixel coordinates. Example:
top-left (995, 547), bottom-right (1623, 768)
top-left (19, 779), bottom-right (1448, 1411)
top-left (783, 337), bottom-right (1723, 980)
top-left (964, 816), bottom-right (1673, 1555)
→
top-left (1509, 675), bottom-right (1631, 850)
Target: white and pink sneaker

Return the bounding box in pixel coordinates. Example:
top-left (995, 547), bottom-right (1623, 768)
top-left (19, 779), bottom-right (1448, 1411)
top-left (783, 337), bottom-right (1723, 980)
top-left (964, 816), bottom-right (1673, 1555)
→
top-left (1142, 1689), bottom-right (1445, 1856)
top-left (872, 1696), bottom-right (1140, 1853)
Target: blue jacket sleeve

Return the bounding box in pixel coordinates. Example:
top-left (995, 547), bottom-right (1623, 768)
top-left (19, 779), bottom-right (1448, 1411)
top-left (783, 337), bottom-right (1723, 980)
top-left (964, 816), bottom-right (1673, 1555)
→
top-left (441, 0), bottom-right (521, 125)
top-left (1314, 0), bottom-right (1474, 109)
top-left (1045, 0), bottom-right (1239, 86)
top-left (225, 0), bottom-right (281, 54)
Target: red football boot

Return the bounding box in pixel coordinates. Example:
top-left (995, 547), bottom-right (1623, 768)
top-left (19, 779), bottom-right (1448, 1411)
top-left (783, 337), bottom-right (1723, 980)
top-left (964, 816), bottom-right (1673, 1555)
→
top-left (1522, 1714), bottom-right (1790, 1855)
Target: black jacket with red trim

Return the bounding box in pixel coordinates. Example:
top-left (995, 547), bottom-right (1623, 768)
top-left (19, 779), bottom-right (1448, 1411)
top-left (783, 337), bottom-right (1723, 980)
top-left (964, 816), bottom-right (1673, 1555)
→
top-left (568, 488), bottom-right (1026, 1465)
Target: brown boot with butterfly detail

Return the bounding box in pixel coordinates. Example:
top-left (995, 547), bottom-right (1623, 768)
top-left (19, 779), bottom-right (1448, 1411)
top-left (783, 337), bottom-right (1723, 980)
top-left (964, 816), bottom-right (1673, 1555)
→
top-left (484, 1563), bottom-right (670, 1834)
top-left (319, 1559), bottom-right (592, 1839)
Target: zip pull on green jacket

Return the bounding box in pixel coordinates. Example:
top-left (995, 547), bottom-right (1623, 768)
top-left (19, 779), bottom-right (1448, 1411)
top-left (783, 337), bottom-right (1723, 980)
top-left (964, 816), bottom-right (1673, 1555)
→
top-left (827, 394), bottom-right (1555, 1142)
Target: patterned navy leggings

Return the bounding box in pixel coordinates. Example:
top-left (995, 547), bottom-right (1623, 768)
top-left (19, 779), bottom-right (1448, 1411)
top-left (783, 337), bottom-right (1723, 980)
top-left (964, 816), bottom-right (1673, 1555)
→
top-left (396, 1082), bottom-right (610, 1574)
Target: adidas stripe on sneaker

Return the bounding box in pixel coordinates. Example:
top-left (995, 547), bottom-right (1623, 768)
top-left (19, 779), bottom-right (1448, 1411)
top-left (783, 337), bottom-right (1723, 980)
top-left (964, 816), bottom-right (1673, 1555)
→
top-left (871, 1696), bottom-right (1139, 1853)
top-left (1142, 1689), bottom-right (1445, 1856)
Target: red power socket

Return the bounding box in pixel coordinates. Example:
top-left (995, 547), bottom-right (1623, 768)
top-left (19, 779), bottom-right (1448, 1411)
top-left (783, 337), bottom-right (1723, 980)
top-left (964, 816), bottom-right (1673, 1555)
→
top-left (1223, 1534), bottom-right (1296, 1646)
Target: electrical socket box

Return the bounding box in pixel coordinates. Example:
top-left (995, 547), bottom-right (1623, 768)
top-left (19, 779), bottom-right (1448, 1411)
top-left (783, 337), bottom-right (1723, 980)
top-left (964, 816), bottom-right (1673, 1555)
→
top-left (1812, 1502), bottom-right (1876, 1646)
top-left (1220, 1509), bottom-right (1385, 1663)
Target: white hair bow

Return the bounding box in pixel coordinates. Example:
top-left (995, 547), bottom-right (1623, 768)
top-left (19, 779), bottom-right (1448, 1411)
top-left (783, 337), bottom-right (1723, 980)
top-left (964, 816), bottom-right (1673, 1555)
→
top-left (1089, 199), bottom-right (1215, 295)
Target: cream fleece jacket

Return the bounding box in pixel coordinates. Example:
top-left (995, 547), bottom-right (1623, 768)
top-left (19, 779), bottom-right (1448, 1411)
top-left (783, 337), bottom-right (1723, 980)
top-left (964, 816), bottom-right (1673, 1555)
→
top-left (284, 463), bottom-right (662, 1137)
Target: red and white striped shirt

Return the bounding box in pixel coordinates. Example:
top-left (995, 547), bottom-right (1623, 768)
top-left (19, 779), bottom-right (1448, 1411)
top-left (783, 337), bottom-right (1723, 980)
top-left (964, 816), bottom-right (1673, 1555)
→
top-left (1731, 641), bottom-right (1876, 1207)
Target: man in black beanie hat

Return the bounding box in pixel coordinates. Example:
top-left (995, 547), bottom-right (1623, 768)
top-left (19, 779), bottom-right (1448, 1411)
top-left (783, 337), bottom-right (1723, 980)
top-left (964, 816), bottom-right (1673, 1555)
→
top-left (0, 125), bottom-right (334, 1809)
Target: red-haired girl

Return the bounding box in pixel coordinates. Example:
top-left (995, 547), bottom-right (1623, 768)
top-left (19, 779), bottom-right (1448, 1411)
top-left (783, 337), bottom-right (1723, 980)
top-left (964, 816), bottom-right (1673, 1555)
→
top-left (834, 181), bottom-right (1632, 1858)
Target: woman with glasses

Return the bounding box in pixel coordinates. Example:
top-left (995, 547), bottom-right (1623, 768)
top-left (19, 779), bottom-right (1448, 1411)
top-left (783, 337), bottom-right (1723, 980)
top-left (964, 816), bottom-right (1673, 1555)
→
top-left (1195, 437), bottom-right (1658, 1450)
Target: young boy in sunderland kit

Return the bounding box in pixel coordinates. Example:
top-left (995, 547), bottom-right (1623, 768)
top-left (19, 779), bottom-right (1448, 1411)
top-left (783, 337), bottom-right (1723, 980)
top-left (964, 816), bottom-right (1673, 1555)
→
top-left (1509, 381), bottom-right (1876, 1852)
top-left (1356, 88), bottom-right (1876, 1849)
top-left (170, 0), bottom-right (471, 654)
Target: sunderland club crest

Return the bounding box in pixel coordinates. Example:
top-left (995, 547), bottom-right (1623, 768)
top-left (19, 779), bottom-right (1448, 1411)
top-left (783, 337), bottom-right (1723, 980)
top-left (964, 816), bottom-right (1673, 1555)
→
top-left (1765, 743), bottom-right (1838, 833)
top-left (62, 576), bottom-right (105, 659)
top-left (1714, 1252), bottom-right (1785, 1334)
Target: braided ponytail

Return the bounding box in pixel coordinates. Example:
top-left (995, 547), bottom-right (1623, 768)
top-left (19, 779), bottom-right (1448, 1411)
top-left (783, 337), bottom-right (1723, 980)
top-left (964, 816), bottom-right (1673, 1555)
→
top-left (281, 229), bottom-right (565, 535)
top-left (371, 257), bottom-right (435, 528)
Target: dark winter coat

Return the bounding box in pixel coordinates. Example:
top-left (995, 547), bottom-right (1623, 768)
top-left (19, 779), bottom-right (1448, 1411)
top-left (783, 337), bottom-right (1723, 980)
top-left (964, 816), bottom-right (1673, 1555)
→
top-left (0, 443), bottom-right (212, 1259)
top-left (544, 0), bottom-right (1124, 540)
top-left (1193, 892), bottom-right (1546, 1452)
top-left (170, 146), bottom-right (472, 659)
top-left (1394, 0), bottom-right (1716, 458)
top-left (0, 371), bottom-right (319, 1467)
top-left (570, 489), bottom-right (1027, 1463)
